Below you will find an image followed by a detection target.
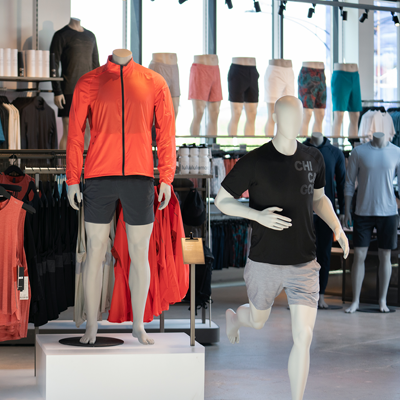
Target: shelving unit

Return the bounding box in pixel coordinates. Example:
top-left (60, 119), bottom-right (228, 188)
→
top-left (0, 76), bottom-right (63, 92)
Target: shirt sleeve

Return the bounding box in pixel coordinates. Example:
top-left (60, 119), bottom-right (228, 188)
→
top-left (92, 36), bottom-right (100, 69)
top-left (335, 150), bottom-right (346, 214)
top-left (313, 150), bottom-right (326, 189)
top-left (344, 149), bottom-right (358, 197)
top-left (66, 75), bottom-right (91, 186)
top-left (221, 152), bottom-right (255, 198)
top-left (154, 75), bottom-right (176, 186)
top-left (50, 32), bottom-right (63, 96)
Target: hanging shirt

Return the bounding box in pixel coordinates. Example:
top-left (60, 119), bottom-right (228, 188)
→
top-left (358, 110), bottom-right (395, 143)
top-left (0, 120), bottom-right (5, 143)
top-left (0, 173), bottom-right (35, 201)
top-left (345, 141), bottom-right (400, 216)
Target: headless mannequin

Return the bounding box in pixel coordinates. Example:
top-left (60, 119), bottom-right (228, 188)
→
top-left (300, 62), bottom-right (325, 136)
top-left (332, 63), bottom-right (360, 138)
top-left (215, 96), bottom-right (349, 400)
top-left (67, 49), bottom-right (172, 345)
top-left (190, 55), bottom-right (221, 136)
top-left (228, 57), bottom-right (257, 136)
top-left (151, 53), bottom-right (179, 119)
top-left (344, 132), bottom-right (393, 313)
top-left (264, 59), bottom-right (293, 136)
top-left (55, 18), bottom-right (90, 150)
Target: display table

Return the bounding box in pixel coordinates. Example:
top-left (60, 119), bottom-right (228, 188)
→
top-left (36, 333), bottom-right (205, 400)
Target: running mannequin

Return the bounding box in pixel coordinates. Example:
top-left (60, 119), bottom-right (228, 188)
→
top-left (53, 18), bottom-right (96, 150)
top-left (215, 96), bottom-right (349, 400)
top-left (332, 63), bottom-right (361, 138)
top-left (344, 132), bottom-right (400, 313)
top-left (299, 62), bottom-right (326, 136)
top-left (264, 59), bottom-right (294, 136)
top-left (67, 49), bottom-right (173, 345)
top-left (189, 55), bottom-right (222, 136)
top-left (228, 57), bottom-right (258, 136)
top-left (150, 53), bottom-right (179, 119)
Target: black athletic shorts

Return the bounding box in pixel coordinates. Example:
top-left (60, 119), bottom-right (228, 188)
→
top-left (353, 214), bottom-right (398, 249)
top-left (228, 63), bottom-right (259, 103)
top-left (57, 94), bottom-right (73, 118)
top-left (83, 176), bottom-right (155, 226)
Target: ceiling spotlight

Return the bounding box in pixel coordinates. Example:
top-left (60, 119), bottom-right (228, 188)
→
top-left (308, 4), bottom-right (315, 18)
top-left (226, 0), bottom-right (233, 9)
top-left (254, 0), bottom-right (261, 12)
top-left (178, 0), bottom-right (188, 4)
top-left (359, 9), bottom-right (368, 23)
top-left (278, 1), bottom-right (286, 16)
top-left (340, 7), bottom-right (347, 21)
top-left (392, 12), bottom-right (400, 26)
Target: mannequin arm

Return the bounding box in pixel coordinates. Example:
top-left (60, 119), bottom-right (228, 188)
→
top-left (313, 188), bottom-right (349, 258)
top-left (54, 94), bottom-right (65, 109)
top-left (158, 182), bottom-right (171, 210)
top-left (215, 187), bottom-right (292, 231)
top-left (344, 195), bottom-right (353, 228)
top-left (67, 183), bottom-right (81, 211)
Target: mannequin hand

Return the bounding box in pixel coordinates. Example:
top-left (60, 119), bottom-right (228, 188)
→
top-left (344, 212), bottom-right (352, 229)
top-left (158, 182), bottom-right (171, 210)
top-left (67, 184), bottom-right (82, 211)
top-left (54, 94), bottom-right (65, 109)
top-left (334, 227), bottom-right (349, 259)
top-left (256, 207), bottom-right (292, 231)
top-left (339, 214), bottom-right (346, 228)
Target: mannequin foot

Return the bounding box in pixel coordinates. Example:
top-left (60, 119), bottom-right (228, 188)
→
top-left (379, 301), bottom-right (390, 313)
top-left (345, 302), bottom-right (359, 313)
top-left (318, 295), bottom-right (329, 309)
top-left (132, 324), bottom-right (154, 345)
top-left (226, 309), bottom-right (240, 344)
top-left (80, 322), bottom-right (98, 344)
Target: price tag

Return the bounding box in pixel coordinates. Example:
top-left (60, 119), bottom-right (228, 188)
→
top-left (20, 277), bottom-right (29, 300)
top-left (181, 237), bottom-right (205, 265)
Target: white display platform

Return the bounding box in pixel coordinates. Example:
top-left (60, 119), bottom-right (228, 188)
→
top-left (36, 333), bottom-right (205, 400)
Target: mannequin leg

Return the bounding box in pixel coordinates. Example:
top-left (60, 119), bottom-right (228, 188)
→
top-left (207, 101), bottom-right (221, 136)
top-left (312, 108), bottom-right (325, 134)
top-left (226, 300), bottom-right (271, 344)
top-left (348, 112), bottom-right (360, 138)
top-left (81, 222), bottom-right (111, 344)
top-left (59, 117), bottom-right (69, 150)
top-left (244, 102), bottom-right (258, 136)
top-left (300, 109), bottom-right (313, 136)
top-left (125, 222), bottom-right (154, 345)
top-left (84, 120), bottom-right (91, 150)
top-left (228, 102), bottom-right (243, 136)
top-left (190, 100), bottom-right (206, 136)
top-left (288, 304), bottom-right (317, 400)
top-left (172, 96), bottom-right (180, 120)
top-left (264, 102), bottom-right (275, 136)
top-left (378, 248), bottom-right (392, 312)
top-left (345, 247), bottom-right (368, 313)
top-left (332, 111), bottom-right (344, 137)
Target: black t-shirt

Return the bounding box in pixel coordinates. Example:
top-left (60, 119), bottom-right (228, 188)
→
top-left (221, 141), bottom-right (326, 265)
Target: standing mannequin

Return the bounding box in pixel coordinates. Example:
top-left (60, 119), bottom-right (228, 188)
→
top-left (149, 53), bottom-right (180, 119)
top-left (227, 57), bottom-right (259, 136)
top-left (344, 132), bottom-right (400, 313)
top-left (331, 63), bottom-right (362, 137)
top-left (264, 59), bottom-right (294, 136)
top-left (66, 49), bottom-right (176, 344)
top-left (304, 132), bottom-right (346, 308)
top-left (298, 62), bottom-right (326, 136)
top-left (189, 55), bottom-right (222, 136)
top-left (50, 17), bottom-right (99, 150)
top-left (215, 96), bottom-right (349, 400)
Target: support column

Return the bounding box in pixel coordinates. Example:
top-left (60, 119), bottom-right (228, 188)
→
top-left (130, 0), bottom-right (142, 64)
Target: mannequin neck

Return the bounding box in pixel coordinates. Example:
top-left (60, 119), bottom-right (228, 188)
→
top-left (310, 132), bottom-right (324, 147)
top-left (112, 49), bottom-right (133, 66)
top-left (371, 132), bottom-right (388, 148)
top-left (68, 18), bottom-right (84, 32)
top-left (272, 132), bottom-right (297, 156)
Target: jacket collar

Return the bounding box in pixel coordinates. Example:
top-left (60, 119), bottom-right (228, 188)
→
top-left (105, 55), bottom-right (135, 75)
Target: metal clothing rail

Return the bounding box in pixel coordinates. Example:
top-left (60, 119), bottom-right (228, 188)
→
top-left (362, 100), bottom-right (400, 104)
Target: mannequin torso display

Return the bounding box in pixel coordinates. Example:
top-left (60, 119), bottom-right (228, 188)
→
top-left (228, 57), bottom-right (259, 136)
top-left (152, 53), bottom-right (177, 65)
top-left (66, 49), bottom-right (176, 345)
top-left (264, 59), bottom-right (294, 136)
top-left (344, 132), bottom-right (400, 313)
top-left (334, 63), bottom-right (358, 72)
top-left (303, 61), bottom-right (324, 69)
top-left (189, 55), bottom-right (222, 136)
top-left (215, 96), bottom-right (348, 400)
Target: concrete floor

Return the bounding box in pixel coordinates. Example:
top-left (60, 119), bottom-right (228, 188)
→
top-left (0, 281), bottom-right (399, 400)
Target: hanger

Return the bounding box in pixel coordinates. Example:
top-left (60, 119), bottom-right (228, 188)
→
top-left (4, 156), bottom-right (24, 177)
top-left (0, 183), bottom-right (21, 193)
top-left (0, 185), bottom-right (36, 214)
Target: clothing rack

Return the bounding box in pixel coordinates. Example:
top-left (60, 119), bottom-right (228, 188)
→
top-left (362, 100), bottom-right (400, 104)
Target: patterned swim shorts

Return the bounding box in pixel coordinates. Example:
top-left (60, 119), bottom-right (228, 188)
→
top-left (298, 67), bottom-right (327, 109)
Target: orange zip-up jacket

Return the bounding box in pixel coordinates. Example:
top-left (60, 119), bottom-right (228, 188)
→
top-left (66, 56), bottom-right (176, 186)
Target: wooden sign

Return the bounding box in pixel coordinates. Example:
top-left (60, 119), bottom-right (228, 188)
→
top-left (181, 237), bottom-right (205, 265)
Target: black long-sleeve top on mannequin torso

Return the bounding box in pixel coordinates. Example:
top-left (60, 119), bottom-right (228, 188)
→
top-left (50, 25), bottom-right (100, 96)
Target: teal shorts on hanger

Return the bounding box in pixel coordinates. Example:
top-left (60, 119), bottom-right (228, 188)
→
top-left (331, 70), bottom-right (362, 112)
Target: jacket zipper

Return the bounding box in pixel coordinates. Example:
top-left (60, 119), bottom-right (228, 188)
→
top-left (120, 65), bottom-right (125, 175)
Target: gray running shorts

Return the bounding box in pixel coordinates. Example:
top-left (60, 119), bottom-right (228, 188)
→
top-left (83, 176), bottom-right (154, 226)
top-left (244, 258), bottom-right (321, 310)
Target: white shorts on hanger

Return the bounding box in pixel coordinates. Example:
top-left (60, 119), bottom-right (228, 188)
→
top-left (264, 65), bottom-right (295, 104)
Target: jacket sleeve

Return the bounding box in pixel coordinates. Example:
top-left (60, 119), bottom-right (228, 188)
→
top-left (154, 76), bottom-right (176, 186)
top-left (66, 75), bottom-right (91, 186)
top-left (50, 32), bottom-right (63, 96)
top-left (344, 150), bottom-right (358, 198)
top-left (335, 150), bottom-right (346, 214)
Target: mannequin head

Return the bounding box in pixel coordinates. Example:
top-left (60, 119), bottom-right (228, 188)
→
top-left (311, 132), bottom-right (324, 146)
top-left (273, 96), bottom-right (303, 140)
top-left (371, 132), bottom-right (388, 148)
top-left (112, 49), bottom-right (133, 66)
